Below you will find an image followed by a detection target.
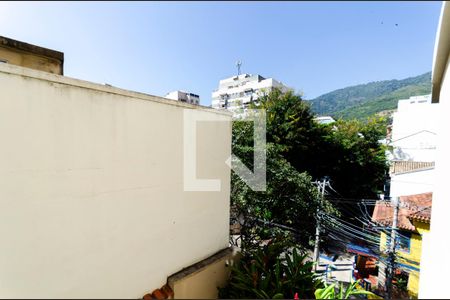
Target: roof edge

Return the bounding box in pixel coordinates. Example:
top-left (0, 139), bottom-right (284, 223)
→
top-left (0, 35), bottom-right (64, 61)
top-left (432, 2), bottom-right (450, 103)
top-left (0, 63), bottom-right (231, 117)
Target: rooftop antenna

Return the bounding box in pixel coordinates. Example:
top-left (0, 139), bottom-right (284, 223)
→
top-left (236, 60), bottom-right (242, 76)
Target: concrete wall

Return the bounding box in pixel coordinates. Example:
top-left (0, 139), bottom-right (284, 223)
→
top-left (0, 63), bottom-right (232, 298)
top-left (420, 53), bottom-right (450, 297)
top-left (167, 248), bottom-right (240, 299)
top-left (389, 168), bottom-right (434, 198)
top-left (0, 46), bottom-right (63, 75)
top-left (391, 96), bottom-right (438, 162)
top-left (419, 2), bottom-right (450, 297)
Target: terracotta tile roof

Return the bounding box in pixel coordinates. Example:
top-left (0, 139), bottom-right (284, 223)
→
top-left (400, 192), bottom-right (432, 210)
top-left (372, 201), bottom-right (415, 231)
top-left (409, 206), bottom-right (432, 223)
top-left (143, 284), bottom-right (174, 300)
top-left (390, 161), bottom-right (434, 175)
top-left (372, 192), bottom-right (432, 231)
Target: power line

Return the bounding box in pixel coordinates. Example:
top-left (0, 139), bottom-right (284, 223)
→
top-left (390, 130), bottom-right (436, 143)
top-left (321, 219), bottom-right (382, 246)
top-left (312, 179), bottom-right (424, 296)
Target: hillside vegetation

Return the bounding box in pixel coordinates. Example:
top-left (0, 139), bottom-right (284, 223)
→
top-left (309, 72), bottom-right (431, 120)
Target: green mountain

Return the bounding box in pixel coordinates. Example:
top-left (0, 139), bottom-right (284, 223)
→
top-left (309, 72), bottom-right (432, 120)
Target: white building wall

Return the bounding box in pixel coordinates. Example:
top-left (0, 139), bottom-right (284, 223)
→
top-left (165, 90), bottom-right (182, 101)
top-left (314, 116), bottom-right (335, 125)
top-left (389, 168), bottom-right (435, 198)
top-left (165, 90), bottom-right (200, 105)
top-left (419, 2), bottom-right (450, 297)
top-left (0, 63), bottom-right (231, 298)
top-left (391, 95), bottom-right (438, 162)
top-left (420, 56), bottom-right (449, 298)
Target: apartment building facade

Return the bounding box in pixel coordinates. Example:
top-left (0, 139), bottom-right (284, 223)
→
top-left (211, 73), bottom-right (291, 114)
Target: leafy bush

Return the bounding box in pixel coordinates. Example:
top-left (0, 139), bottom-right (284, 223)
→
top-left (314, 280), bottom-right (374, 299)
top-left (218, 239), bottom-right (321, 299)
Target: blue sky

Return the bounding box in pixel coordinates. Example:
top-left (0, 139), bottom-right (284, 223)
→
top-left (0, 1), bottom-right (443, 106)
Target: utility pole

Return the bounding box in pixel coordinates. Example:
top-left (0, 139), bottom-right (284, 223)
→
top-left (313, 178), bottom-right (328, 272)
top-left (385, 196), bottom-right (400, 300)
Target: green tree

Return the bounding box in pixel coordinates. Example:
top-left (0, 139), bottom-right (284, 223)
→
top-left (231, 88), bottom-right (388, 251)
top-left (323, 117), bottom-right (388, 200)
top-left (255, 88), bottom-right (388, 200)
top-left (231, 119), bottom-right (330, 244)
top-left (225, 89), bottom-right (388, 298)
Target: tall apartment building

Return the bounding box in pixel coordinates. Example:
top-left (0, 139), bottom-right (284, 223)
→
top-left (165, 90), bottom-right (200, 105)
top-left (211, 73), bottom-right (291, 114)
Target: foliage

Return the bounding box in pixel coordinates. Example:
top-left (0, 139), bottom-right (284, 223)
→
top-left (231, 124), bottom-right (337, 250)
top-left (320, 116), bottom-right (389, 201)
top-left (394, 277), bottom-right (408, 292)
top-left (309, 72), bottom-right (431, 120)
top-left (231, 88), bottom-right (388, 252)
top-left (333, 82), bottom-right (432, 121)
top-left (314, 280), bottom-right (374, 299)
top-left (225, 88), bottom-right (389, 298)
top-left (218, 238), bottom-right (321, 299)
top-left (254, 89), bottom-right (388, 201)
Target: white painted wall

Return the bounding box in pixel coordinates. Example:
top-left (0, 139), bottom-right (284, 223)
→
top-left (0, 63), bottom-right (232, 298)
top-left (419, 2), bottom-right (450, 297)
top-left (389, 168), bottom-right (434, 198)
top-left (165, 90), bottom-right (182, 100)
top-left (314, 116), bottom-right (335, 125)
top-left (165, 90), bottom-right (200, 105)
top-left (391, 95), bottom-right (438, 162)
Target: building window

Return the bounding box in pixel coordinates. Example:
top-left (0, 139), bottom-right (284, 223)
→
top-left (396, 231), bottom-right (411, 253)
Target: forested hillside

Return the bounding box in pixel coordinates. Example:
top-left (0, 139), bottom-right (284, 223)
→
top-left (309, 72), bottom-right (431, 120)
